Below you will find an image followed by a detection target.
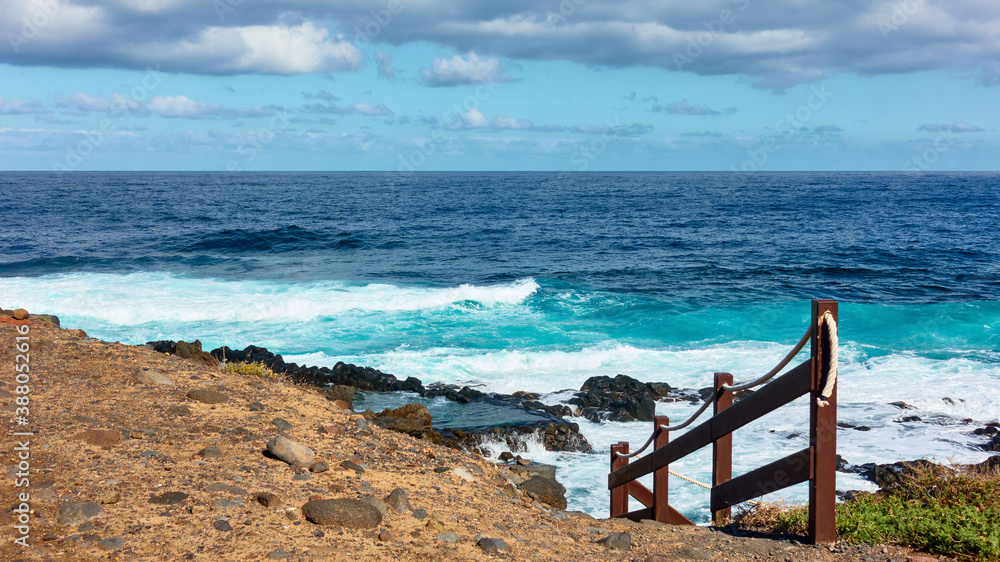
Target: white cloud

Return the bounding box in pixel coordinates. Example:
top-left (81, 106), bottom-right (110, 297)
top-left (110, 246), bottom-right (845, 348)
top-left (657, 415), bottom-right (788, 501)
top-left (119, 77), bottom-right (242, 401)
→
top-left (457, 109), bottom-right (490, 128)
top-left (420, 53), bottom-right (514, 86)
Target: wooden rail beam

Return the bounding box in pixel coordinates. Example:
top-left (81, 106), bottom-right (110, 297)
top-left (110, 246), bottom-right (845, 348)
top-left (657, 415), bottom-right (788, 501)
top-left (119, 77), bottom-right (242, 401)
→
top-left (711, 447), bottom-right (811, 510)
top-left (608, 360), bottom-right (811, 489)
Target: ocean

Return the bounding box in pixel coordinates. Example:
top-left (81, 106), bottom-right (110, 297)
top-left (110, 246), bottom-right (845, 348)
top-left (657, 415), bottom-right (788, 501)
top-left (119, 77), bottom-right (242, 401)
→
top-left (2, 171), bottom-right (998, 522)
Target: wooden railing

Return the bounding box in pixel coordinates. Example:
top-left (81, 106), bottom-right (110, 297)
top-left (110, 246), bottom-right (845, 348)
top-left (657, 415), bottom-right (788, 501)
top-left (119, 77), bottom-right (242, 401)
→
top-left (608, 299), bottom-right (838, 543)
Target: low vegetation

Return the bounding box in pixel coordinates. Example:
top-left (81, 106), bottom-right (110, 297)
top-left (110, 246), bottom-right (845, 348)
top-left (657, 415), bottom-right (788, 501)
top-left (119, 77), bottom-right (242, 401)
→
top-left (734, 463), bottom-right (1000, 561)
top-left (224, 360), bottom-right (279, 379)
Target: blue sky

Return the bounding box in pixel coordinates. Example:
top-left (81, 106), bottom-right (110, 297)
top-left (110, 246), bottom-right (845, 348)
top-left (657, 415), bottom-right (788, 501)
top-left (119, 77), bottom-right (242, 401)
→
top-left (0, 0), bottom-right (997, 171)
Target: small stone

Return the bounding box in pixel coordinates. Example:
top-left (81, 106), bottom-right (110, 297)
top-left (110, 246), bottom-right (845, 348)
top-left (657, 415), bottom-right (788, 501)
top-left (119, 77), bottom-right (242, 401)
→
top-left (436, 532), bottom-right (460, 543)
top-left (149, 491), bottom-right (189, 505)
top-left (341, 460), bottom-right (367, 473)
top-left (272, 418), bottom-right (293, 432)
top-left (12, 308), bottom-right (29, 320)
top-left (167, 405), bottom-right (193, 417)
top-left (58, 502), bottom-right (105, 526)
top-left (98, 537), bottom-right (126, 550)
top-left (130, 431), bottom-right (144, 439)
top-left (310, 461), bottom-right (329, 473)
top-left (355, 418), bottom-right (369, 432)
top-left (433, 466), bottom-right (450, 473)
top-left (499, 451), bottom-right (514, 462)
top-left (253, 492), bottom-right (281, 508)
top-left (198, 446), bottom-right (222, 458)
top-left (378, 528), bottom-right (393, 542)
top-left (596, 532), bottom-right (631, 551)
top-left (266, 435), bottom-right (316, 467)
top-left (360, 495), bottom-right (388, 517)
top-left (187, 389), bottom-right (229, 404)
top-left (384, 488), bottom-right (411, 513)
top-left (73, 429), bottom-right (121, 448)
top-left (213, 498), bottom-right (243, 509)
top-left (248, 402), bottom-right (266, 412)
top-left (135, 370), bottom-right (173, 386)
top-left (452, 467), bottom-right (475, 483)
top-left (267, 550), bottom-right (291, 560)
top-left (191, 505), bottom-right (207, 515)
top-left (516, 458), bottom-right (530, 466)
top-left (213, 519), bottom-right (233, 532)
top-left (301, 499), bottom-right (383, 528)
top-left (411, 508), bottom-right (428, 520)
top-left (100, 491), bottom-right (121, 505)
top-left (477, 537), bottom-right (511, 554)
top-left (519, 475), bottom-right (567, 509)
top-left (205, 483), bottom-right (247, 495)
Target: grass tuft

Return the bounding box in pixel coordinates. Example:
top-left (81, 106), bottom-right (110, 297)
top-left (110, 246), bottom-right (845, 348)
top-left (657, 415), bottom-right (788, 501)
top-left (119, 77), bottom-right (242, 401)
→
top-left (224, 361), bottom-right (279, 379)
top-left (734, 462), bottom-right (1000, 561)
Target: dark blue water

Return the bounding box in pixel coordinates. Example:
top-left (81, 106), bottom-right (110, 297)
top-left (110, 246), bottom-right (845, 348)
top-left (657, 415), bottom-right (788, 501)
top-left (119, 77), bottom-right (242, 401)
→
top-left (2, 172), bottom-right (998, 304)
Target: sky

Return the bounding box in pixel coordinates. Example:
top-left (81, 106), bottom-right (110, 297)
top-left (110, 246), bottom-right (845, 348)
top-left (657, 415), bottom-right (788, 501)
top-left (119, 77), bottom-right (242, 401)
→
top-left (0, 0), bottom-right (998, 172)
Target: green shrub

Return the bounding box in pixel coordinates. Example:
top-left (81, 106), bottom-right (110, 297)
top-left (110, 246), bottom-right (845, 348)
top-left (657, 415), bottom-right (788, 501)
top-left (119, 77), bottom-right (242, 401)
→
top-left (224, 361), bottom-right (278, 379)
top-left (734, 463), bottom-right (1000, 561)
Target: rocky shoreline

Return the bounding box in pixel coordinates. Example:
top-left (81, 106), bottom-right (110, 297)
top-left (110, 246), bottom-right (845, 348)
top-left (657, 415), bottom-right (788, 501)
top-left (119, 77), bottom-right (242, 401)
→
top-left (1, 307), bottom-right (994, 561)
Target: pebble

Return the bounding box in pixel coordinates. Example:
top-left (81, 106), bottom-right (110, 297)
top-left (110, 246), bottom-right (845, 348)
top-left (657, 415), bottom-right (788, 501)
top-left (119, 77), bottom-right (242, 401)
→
top-left (12, 308), bottom-right (29, 320)
top-left (272, 418), bottom-right (293, 432)
top-left (198, 446), bottom-right (222, 458)
top-left (57, 502), bottom-right (105, 526)
top-left (248, 402), bottom-right (266, 412)
top-left (100, 491), bottom-right (121, 505)
top-left (411, 508), bottom-right (428, 520)
top-left (301, 499), bottom-right (383, 529)
top-left (149, 491), bottom-right (189, 505)
top-left (310, 461), bottom-right (329, 473)
top-left (433, 466), bottom-right (450, 473)
top-left (384, 488), bottom-right (411, 513)
top-left (266, 435), bottom-right (316, 467)
top-left (253, 492), bottom-right (281, 508)
top-left (596, 532), bottom-right (631, 551)
top-left (213, 519), bottom-right (233, 532)
top-left (98, 537), bottom-right (126, 550)
top-left (135, 370), bottom-right (173, 386)
top-left (477, 537), bottom-right (511, 554)
top-left (187, 389), bottom-right (229, 404)
top-left (360, 495), bottom-right (388, 517)
top-left (166, 405), bottom-right (193, 417)
top-left (452, 467), bottom-right (475, 483)
top-left (436, 532), bottom-right (460, 543)
top-left (267, 550), bottom-right (291, 560)
top-left (341, 460), bottom-right (367, 473)
top-left (213, 498), bottom-right (243, 509)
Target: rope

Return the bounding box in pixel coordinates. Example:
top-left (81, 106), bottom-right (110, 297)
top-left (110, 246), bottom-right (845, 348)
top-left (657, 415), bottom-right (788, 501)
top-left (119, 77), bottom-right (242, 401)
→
top-left (816, 311), bottom-right (838, 407)
top-left (667, 469), bottom-right (761, 506)
top-left (614, 324), bottom-right (812, 460)
top-left (668, 469), bottom-right (711, 489)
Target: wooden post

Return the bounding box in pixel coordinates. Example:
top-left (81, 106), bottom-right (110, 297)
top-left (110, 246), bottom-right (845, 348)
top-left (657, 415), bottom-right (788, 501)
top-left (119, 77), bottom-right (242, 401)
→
top-left (653, 416), bottom-right (670, 523)
top-left (809, 299), bottom-right (838, 544)
top-left (610, 442), bottom-right (629, 517)
top-left (712, 372), bottom-right (734, 526)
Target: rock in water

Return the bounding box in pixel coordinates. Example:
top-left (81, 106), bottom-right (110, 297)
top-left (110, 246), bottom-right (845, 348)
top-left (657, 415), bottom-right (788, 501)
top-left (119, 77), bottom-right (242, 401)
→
top-left (324, 385), bottom-right (356, 409)
top-left (266, 435), bottom-right (315, 467)
top-left (301, 499), bottom-right (382, 528)
top-left (58, 502), bottom-right (105, 526)
top-left (519, 475), bottom-right (567, 509)
top-left (187, 389), bottom-right (229, 404)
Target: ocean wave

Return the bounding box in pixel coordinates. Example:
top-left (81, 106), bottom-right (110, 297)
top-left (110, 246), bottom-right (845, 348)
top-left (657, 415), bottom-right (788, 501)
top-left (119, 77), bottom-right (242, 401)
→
top-left (0, 272), bottom-right (540, 325)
